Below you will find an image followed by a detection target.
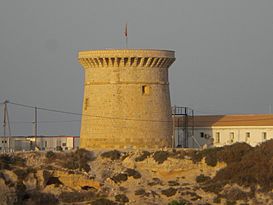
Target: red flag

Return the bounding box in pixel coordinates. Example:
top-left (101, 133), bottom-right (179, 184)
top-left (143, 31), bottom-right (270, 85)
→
top-left (124, 23), bottom-right (128, 37)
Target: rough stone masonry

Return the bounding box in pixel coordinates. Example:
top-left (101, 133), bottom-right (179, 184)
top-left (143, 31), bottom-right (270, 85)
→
top-left (78, 49), bottom-right (175, 149)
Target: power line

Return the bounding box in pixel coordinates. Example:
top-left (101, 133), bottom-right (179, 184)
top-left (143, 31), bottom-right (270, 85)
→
top-left (8, 101), bottom-right (173, 123)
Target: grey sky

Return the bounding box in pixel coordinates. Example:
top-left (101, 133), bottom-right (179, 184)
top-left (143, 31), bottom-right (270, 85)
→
top-left (0, 0), bottom-right (273, 135)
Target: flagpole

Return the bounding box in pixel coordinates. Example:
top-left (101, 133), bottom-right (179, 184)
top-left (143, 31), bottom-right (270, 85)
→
top-left (124, 23), bottom-right (128, 48)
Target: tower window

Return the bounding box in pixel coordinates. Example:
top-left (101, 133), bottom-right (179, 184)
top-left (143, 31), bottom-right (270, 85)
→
top-left (84, 98), bottom-right (89, 110)
top-left (142, 85), bottom-right (150, 95)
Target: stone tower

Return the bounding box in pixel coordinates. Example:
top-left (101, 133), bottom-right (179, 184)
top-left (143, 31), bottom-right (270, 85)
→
top-left (78, 49), bottom-right (175, 149)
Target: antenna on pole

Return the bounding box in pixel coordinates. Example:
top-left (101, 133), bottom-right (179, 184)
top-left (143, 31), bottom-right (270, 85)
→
top-left (124, 23), bottom-right (128, 48)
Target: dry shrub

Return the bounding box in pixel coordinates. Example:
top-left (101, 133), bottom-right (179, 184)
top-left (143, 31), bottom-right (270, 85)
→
top-left (59, 191), bottom-right (96, 203)
top-left (62, 149), bottom-right (95, 172)
top-left (115, 194), bottom-right (129, 203)
top-left (135, 188), bottom-right (147, 196)
top-left (196, 174), bottom-right (211, 183)
top-left (135, 151), bottom-right (150, 162)
top-left (161, 188), bottom-right (177, 197)
top-left (168, 180), bottom-right (180, 186)
top-left (101, 150), bottom-right (121, 160)
top-left (124, 168), bottom-right (141, 179)
top-left (25, 191), bottom-right (59, 205)
top-left (46, 176), bottom-right (63, 186)
top-left (153, 151), bottom-right (169, 164)
top-left (220, 187), bottom-right (249, 201)
top-left (148, 178), bottom-right (162, 186)
top-left (111, 173), bottom-right (128, 183)
top-left (0, 154), bottom-right (25, 170)
top-left (91, 198), bottom-right (118, 205)
top-left (168, 199), bottom-right (189, 205)
top-left (203, 139), bottom-right (273, 193)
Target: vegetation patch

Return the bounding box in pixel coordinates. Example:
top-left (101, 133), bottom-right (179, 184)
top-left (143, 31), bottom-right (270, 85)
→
top-left (0, 154), bottom-right (25, 170)
top-left (115, 194), bottom-right (129, 203)
top-left (153, 151), bottom-right (169, 164)
top-left (91, 198), bottom-right (118, 205)
top-left (101, 150), bottom-right (121, 160)
top-left (148, 177), bottom-right (162, 186)
top-left (161, 187), bottom-right (177, 197)
top-left (168, 180), bottom-right (180, 186)
top-left (46, 177), bottom-right (63, 186)
top-left (196, 174), bottom-right (211, 183)
top-left (62, 149), bottom-right (95, 172)
top-left (45, 151), bottom-right (56, 159)
top-left (203, 140), bottom-right (273, 192)
top-left (124, 168), bottom-right (141, 179)
top-left (135, 188), bottom-right (147, 196)
top-left (168, 199), bottom-right (189, 205)
top-left (111, 173), bottom-right (128, 183)
top-left (135, 151), bottom-right (150, 162)
top-left (59, 191), bottom-right (96, 203)
top-left (25, 191), bottom-right (59, 205)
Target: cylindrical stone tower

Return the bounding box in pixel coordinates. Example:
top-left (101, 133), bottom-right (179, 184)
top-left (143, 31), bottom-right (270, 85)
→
top-left (78, 49), bottom-right (175, 149)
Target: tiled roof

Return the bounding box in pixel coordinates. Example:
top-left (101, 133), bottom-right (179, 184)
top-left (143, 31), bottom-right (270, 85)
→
top-left (175, 114), bottom-right (273, 127)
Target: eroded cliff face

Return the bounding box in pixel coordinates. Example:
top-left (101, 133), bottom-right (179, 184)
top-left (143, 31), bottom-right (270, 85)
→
top-left (1, 141), bottom-right (273, 205)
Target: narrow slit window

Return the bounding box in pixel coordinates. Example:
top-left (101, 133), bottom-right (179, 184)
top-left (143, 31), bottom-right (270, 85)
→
top-left (142, 85), bottom-right (151, 95)
top-left (84, 98), bottom-right (89, 110)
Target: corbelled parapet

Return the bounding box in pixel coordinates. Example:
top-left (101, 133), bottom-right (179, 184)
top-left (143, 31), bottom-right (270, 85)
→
top-left (78, 49), bottom-right (175, 149)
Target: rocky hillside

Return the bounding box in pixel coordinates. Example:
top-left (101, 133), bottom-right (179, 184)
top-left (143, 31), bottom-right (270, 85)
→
top-left (1, 140), bottom-right (273, 205)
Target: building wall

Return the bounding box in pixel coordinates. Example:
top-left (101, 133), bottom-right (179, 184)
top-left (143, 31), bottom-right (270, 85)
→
top-left (193, 126), bottom-right (273, 147)
top-left (0, 136), bottom-right (80, 152)
top-left (79, 49), bottom-right (175, 149)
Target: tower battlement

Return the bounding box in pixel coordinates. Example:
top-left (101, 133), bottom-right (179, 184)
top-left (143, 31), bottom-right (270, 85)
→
top-left (78, 49), bottom-right (175, 69)
top-left (78, 49), bottom-right (175, 149)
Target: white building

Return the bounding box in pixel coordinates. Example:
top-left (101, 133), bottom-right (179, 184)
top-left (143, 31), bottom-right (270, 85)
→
top-left (0, 136), bottom-right (80, 152)
top-left (178, 114), bottom-right (273, 148)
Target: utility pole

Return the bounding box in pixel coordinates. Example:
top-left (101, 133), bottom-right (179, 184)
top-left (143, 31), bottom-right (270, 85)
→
top-left (3, 101), bottom-right (7, 152)
top-left (2, 100), bottom-right (11, 152)
top-left (33, 106), bottom-right (37, 150)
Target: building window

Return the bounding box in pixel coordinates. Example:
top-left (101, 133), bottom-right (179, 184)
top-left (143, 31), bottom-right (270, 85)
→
top-left (142, 85), bottom-right (151, 95)
top-left (62, 143), bottom-right (66, 147)
top-left (262, 132), bottom-right (267, 141)
top-left (245, 132), bottom-right (250, 142)
top-left (1, 140), bottom-right (7, 144)
top-left (230, 132), bottom-right (235, 143)
top-left (215, 132), bottom-right (220, 143)
top-left (44, 141), bottom-right (47, 148)
top-left (200, 132), bottom-right (204, 138)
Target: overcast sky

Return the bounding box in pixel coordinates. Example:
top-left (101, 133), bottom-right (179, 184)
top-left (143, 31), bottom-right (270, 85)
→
top-left (0, 0), bottom-right (273, 135)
